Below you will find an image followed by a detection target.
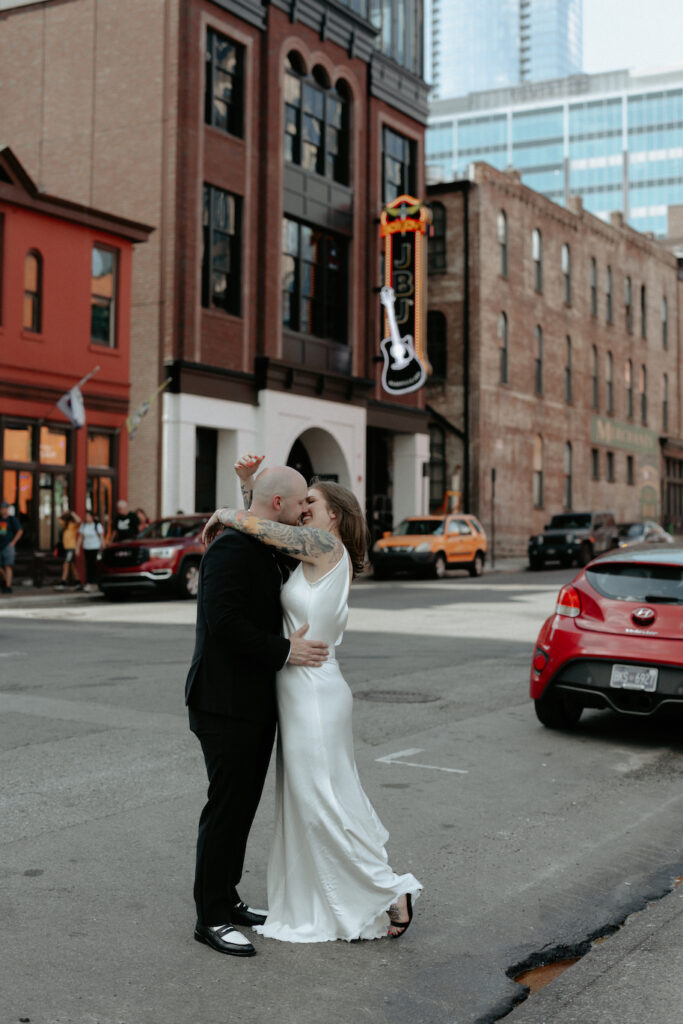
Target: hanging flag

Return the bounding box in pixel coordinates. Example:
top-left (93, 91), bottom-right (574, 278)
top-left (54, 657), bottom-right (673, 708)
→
top-left (56, 366), bottom-right (100, 428)
top-left (126, 378), bottom-right (172, 439)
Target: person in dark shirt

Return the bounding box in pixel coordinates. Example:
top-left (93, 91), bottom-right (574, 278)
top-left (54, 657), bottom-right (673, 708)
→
top-left (0, 501), bottom-right (23, 594)
top-left (112, 500), bottom-right (140, 542)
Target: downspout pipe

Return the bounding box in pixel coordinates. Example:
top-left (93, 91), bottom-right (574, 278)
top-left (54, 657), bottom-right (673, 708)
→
top-left (463, 182), bottom-right (470, 512)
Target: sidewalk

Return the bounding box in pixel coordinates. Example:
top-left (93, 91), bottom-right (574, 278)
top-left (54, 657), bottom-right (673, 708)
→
top-left (508, 879), bottom-right (683, 1024)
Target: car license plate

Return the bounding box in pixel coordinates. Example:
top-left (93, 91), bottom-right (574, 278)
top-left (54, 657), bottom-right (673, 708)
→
top-left (546, 548), bottom-right (555, 555)
top-left (609, 664), bottom-right (658, 691)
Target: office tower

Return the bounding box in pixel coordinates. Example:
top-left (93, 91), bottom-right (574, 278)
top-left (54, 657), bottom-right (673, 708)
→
top-left (426, 66), bottom-right (683, 238)
top-left (426, 0), bottom-right (582, 99)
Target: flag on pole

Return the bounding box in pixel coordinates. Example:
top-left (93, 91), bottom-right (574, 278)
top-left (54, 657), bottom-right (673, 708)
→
top-left (126, 378), bottom-right (172, 440)
top-left (56, 366), bottom-right (100, 428)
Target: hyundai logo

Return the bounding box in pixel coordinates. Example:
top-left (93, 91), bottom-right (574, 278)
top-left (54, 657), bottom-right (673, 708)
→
top-left (632, 607), bottom-right (656, 625)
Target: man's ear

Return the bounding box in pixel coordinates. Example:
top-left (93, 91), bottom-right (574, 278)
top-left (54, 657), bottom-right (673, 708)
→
top-left (273, 495), bottom-right (282, 511)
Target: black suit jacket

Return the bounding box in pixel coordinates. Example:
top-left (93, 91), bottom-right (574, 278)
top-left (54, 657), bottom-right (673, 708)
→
top-left (185, 529), bottom-right (290, 721)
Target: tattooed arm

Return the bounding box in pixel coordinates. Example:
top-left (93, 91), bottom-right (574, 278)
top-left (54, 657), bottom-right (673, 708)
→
top-left (202, 509), bottom-right (343, 569)
top-left (234, 453), bottom-right (265, 511)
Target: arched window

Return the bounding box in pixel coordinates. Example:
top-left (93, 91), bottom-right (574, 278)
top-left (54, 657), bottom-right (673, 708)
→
top-left (498, 312), bottom-right (508, 384)
top-left (561, 243), bottom-right (571, 304)
top-left (532, 229), bottom-right (542, 292)
top-left (663, 373), bottom-right (669, 432)
top-left (428, 202), bottom-right (446, 273)
top-left (591, 345), bottom-right (599, 410)
top-left (641, 284), bottom-right (647, 339)
top-left (625, 359), bottom-right (634, 419)
top-left (640, 364), bottom-right (647, 424)
top-left (590, 258), bottom-right (598, 316)
top-left (662, 296), bottom-right (668, 349)
top-left (606, 351), bottom-right (614, 414)
top-left (532, 435), bottom-right (544, 509)
top-left (605, 265), bottom-right (613, 323)
top-left (23, 250), bottom-right (42, 332)
top-left (563, 442), bottom-right (573, 509)
top-left (284, 55), bottom-right (349, 185)
top-left (427, 310), bottom-right (447, 380)
top-left (429, 424), bottom-right (446, 512)
top-left (534, 325), bottom-right (543, 395)
top-left (497, 210), bottom-right (508, 277)
top-left (625, 276), bottom-right (633, 333)
top-left (565, 336), bottom-right (572, 402)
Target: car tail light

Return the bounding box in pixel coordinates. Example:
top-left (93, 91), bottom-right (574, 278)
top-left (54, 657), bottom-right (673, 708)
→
top-left (556, 584), bottom-right (581, 617)
top-left (533, 647), bottom-right (548, 673)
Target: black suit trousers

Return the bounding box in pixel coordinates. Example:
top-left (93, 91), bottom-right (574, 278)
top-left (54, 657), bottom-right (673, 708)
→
top-left (190, 707), bottom-right (276, 926)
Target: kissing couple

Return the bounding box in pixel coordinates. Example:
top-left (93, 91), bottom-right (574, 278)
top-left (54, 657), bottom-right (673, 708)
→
top-left (185, 454), bottom-right (422, 955)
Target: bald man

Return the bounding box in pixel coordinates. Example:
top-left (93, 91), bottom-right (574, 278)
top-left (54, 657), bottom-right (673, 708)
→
top-left (185, 461), bottom-right (328, 957)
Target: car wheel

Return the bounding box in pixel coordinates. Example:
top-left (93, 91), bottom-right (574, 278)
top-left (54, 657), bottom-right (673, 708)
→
top-left (373, 568), bottom-right (392, 581)
top-left (534, 690), bottom-right (583, 730)
top-left (529, 557), bottom-right (544, 571)
top-left (469, 551), bottom-right (484, 577)
top-left (432, 554), bottom-right (447, 579)
top-left (576, 543), bottom-right (593, 567)
top-left (101, 588), bottom-right (128, 602)
top-left (178, 559), bottom-right (200, 598)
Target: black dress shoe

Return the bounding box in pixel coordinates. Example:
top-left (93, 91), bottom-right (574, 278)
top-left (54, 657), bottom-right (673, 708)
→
top-left (231, 900), bottom-right (267, 927)
top-left (194, 922), bottom-right (256, 957)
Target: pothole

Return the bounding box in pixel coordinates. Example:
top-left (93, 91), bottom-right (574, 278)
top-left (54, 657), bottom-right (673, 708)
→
top-left (355, 690), bottom-right (440, 703)
top-left (499, 874), bottom-right (683, 1017)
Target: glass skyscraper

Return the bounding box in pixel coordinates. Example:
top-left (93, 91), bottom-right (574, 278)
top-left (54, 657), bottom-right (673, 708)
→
top-left (426, 67), bottom-right (683, 238)
top-left (425, 0), bottom-right (582, 100)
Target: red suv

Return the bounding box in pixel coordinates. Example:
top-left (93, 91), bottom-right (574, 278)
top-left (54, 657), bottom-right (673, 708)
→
top-left (97, 515), bottom-right (208, 598)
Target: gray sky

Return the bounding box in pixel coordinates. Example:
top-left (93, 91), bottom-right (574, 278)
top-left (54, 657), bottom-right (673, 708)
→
top-left (584, 0), bottom-right (683, 74)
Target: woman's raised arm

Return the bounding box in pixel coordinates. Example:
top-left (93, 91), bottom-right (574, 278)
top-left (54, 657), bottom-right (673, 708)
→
top-left (202, 509), bottom-right (343, 568)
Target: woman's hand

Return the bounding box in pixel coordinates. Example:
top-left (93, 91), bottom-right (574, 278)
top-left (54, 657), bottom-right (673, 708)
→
top-left (234, 454), bottom-right (265, 481)
top-left (202, 508), bottom-right (228, 546)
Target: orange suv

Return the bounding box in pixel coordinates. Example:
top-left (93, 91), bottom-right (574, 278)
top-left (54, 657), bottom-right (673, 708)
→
top-left (370, 514), bottom-right (487, 580)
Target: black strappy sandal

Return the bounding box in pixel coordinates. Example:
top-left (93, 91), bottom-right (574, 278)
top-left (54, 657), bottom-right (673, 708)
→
top-left (387, 893), bottom-right (413, 937)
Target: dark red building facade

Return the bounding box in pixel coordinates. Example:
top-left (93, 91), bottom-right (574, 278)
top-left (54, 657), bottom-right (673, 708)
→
top-left (0, 148), bottom-right (151, 555)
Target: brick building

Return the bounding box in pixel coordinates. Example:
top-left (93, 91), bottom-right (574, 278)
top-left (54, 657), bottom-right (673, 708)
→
top-left (1, 0), bottom-right (431, 526)
top-left (426, 162), bottom-right (683, 556)
top-left (0, 146), bottom-right (151, 554)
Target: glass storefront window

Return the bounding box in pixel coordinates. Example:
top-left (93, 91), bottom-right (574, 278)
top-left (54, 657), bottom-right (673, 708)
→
top-left (87, 475), bottom-right (114, 541)
top-left (38, 472), bottom-right (69, 550)
top-left (87, 433), bottom-right (112, 468)
top-left (39, 426), bottom-right (68, 465)
top-left (3, 425), bottom-right (33, 463)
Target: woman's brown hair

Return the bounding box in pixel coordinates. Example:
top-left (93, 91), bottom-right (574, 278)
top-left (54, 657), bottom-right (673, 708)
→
top-left (309, 479), bottom-right (369, 579)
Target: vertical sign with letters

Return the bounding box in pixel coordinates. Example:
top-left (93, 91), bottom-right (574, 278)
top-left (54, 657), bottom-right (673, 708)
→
top-left (379, 195), bottom-right (429, 395)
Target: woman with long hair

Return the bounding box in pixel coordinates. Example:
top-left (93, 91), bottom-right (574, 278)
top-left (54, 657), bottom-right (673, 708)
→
top-left (201, 455), bottom-right (421, 943)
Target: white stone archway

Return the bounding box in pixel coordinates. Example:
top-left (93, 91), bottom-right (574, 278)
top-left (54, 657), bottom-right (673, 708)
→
top-left (288, 427), bottom-right (352, 488)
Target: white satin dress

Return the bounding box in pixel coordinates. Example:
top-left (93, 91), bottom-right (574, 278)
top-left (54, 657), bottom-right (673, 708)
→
top-left (254, 548), bottom-right (422, 943)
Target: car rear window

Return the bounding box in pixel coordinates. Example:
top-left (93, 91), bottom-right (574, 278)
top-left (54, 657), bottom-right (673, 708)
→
top-left (394, 519), bottom-right (444, 536)
top-left (586, 562), bottom-right (683, 603)
top-left (140, 518), bottom-right (206, 539)
top-left (617, 523), bottom-right (644, 539)
top-left (549, 514), bottom-right (591, 529)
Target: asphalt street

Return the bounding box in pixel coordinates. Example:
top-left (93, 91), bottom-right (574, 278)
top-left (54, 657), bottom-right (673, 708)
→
top-left (1, 567), bottom-right (682, 1024)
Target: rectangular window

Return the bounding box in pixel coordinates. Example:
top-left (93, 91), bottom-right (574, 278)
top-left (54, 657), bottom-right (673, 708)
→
top-left (282, 218), bottom-right (347, 344)
top-left (91, 246), bottom-right (118, 347)
top-left (382, 127), bottom-right (415, 203)
top-left (607, 451), bottom-right (615, 482)
top-left (591, 448), bottom-right (599, 480)
top-left (627, 455), bottom-right (634, 485)
top-left (0, 214), bottom-right (4, 325)
top-left (202, 185), bottom-right (241, 316)
top-left (205, 28), bottom-right (243, 136)
top-left (195, 427), bottom-right (217, 513)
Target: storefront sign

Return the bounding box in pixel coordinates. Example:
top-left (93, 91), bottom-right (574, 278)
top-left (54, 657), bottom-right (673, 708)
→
top-left (379, 195), bottom-right (429, 395)
top-left (590, 415), bottom-right (659, 455)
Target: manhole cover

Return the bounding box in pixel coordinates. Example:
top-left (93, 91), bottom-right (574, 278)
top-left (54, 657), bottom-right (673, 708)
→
top-left (355, 690), bottom-right (440, 703)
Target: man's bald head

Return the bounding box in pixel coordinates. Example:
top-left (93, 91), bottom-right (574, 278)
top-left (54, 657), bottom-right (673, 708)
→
top-left (251, 466), bottom-right (308, 524)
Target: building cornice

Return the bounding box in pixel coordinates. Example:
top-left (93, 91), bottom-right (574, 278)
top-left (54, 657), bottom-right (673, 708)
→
top-left (209, 0), bottom-right (267, 30)
top-left (370, 52), bottom-right (430, 124)
top-left (269, 0), bottom-right (378, 63)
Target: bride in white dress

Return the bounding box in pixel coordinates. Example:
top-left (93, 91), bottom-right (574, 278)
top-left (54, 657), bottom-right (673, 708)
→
top-left (203, 463), bottom-right (422, 943)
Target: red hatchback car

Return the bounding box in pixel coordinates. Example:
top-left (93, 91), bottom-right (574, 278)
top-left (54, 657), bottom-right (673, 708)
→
top-left (531, 546), bottom-right (683, 729)
top-left (97, 515), bottom-right (208, 598)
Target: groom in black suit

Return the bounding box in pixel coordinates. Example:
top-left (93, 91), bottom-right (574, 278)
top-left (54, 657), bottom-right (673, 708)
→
top-left (186, 465), bottom-right (328, 957)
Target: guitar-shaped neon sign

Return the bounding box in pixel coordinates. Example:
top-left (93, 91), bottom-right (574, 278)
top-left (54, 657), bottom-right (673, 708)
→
top-left (380, 285), bottom-right (428, 395)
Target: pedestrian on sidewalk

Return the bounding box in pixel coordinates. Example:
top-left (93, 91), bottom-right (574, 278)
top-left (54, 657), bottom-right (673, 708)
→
top-left (77, 511), bottom-right (104, 592)
top-left (54, 511), bottom-right (83, 590)
top-left (112, 500), bottom-right (140, 542)
top-left (0, 501), bottom-right (23, 594)
top-left (135, 508), bottom-right (150, 533)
